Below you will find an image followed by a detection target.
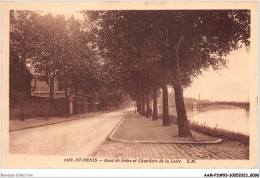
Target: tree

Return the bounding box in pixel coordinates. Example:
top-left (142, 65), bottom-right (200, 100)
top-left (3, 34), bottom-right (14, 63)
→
top-left (82, 10), bottom-right (250, 137)
top-left (164, 10), bottom-right (250, 137)
top-left (10, 10), bottom-right (41, 120)
top-left (29, 14), bottom-right (69, 117)
top-left (83, 11), bottom-right (164, 116)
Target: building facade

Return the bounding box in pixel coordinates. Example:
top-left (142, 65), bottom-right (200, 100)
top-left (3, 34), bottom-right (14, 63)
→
top-left (31, 78), bottom-right (65, 98)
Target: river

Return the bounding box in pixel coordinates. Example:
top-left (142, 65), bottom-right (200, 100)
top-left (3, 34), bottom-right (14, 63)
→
top-left (187, 107), bottom-right (249, 135)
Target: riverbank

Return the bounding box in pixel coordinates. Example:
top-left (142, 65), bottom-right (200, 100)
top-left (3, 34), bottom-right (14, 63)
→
top-left (168, 115), bottom-right (249, 145)
top-left (110, 112), bottom-right (221, 143)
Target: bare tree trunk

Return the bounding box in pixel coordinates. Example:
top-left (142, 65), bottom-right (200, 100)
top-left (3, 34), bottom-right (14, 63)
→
top-left (162, 80), bottom-right (170, 126)
top-left (47, 78), bottom-right (54, 119)
top-left (136, 99), bottom-right (140, 114)
top-left (146, 92), bottom-right (150, 118)
top-left (138, 97), bottom-right (142, 115)
top-left (174, 85), bottom-right (191, 137)
top-left (138, 98), bottom-right (141, 114)
top-left (19, 44), bottom-right (26, 121)
top-left (141, 91), bottom-right (146, 116)
top-left (19, 85), bottom-right (25, 121)
top-left (19, 56), bottom-right (25, 121)
top-left (173, 42), bottom-right (192, 137)
top-left (83, 96), bottom-right (85, 113)
top-left (152, 85), bottom-right (158, 120)
top-left (74, 90), bottom-right (77, 115)
top-left (64, 87), bottom-right (69, 116)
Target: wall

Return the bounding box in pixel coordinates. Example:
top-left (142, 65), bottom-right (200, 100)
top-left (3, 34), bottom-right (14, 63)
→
top-left (10, 96), bottom-right (68, 120)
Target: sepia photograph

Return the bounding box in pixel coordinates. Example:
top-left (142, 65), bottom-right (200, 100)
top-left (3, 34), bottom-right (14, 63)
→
top-left (1, 1), bottom-right (258, 174)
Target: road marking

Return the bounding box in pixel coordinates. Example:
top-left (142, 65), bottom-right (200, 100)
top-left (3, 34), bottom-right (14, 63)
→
top-left (108, 114), bottom-right (128, 141)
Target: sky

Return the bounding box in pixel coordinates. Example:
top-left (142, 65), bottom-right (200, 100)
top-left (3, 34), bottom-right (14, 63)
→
top-left (41, 9), bottom-right (251, 102)
top-left (40, 8), bottom-right (83, 19)
top-left (182, 48), bottom-right (250, 102)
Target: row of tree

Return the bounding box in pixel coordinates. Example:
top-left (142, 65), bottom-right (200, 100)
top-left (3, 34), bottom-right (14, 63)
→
top-left (10, 10), bottom-right (130, 120)
top-left (83, 10), bottom-right (250, 137)
top-left (10, 10), bottom-right (249, 137)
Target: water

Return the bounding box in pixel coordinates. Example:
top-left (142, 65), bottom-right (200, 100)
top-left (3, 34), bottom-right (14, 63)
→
top-left (188, 108), bottom-right (249, 135)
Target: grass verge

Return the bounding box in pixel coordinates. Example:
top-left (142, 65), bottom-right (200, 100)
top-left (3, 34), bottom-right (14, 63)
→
top-left (164, 115), bottom-right (249, 145)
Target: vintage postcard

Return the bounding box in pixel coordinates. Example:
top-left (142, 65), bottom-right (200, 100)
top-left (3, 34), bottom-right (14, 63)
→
top-left (1, 1), bottom-right (259, 171)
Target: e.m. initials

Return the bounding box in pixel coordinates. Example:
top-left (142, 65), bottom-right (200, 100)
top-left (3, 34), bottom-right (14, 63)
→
top-left (187, 159), bottom-right (196, 163)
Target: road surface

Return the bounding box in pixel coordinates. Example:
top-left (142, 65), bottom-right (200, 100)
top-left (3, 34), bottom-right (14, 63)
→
top-left (9, 107), bottom-right (249, 160)
top-left (96, 140), bottom-right (249, 159)
top-left (10, 110), bottom-right (127, 157)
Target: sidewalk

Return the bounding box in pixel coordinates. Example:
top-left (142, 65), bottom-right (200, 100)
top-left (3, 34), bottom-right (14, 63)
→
top-left (96, 111), bottom-right (248, 159)
top-left (9, 111), bottom-right (109, 132)
top-left (110, 111), bottom-right (222, 144)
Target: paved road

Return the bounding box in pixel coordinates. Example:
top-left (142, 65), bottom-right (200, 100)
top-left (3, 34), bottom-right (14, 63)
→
top-left (10, 110), bottom-right (126, 157)
top-left (96, 141), bottom-right (249, 160)
top-left (10, 107), bottom-right (249, 160)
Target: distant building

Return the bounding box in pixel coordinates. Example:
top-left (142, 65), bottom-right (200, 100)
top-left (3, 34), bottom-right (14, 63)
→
top-left (31, 77), bottom-right (65, 98)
